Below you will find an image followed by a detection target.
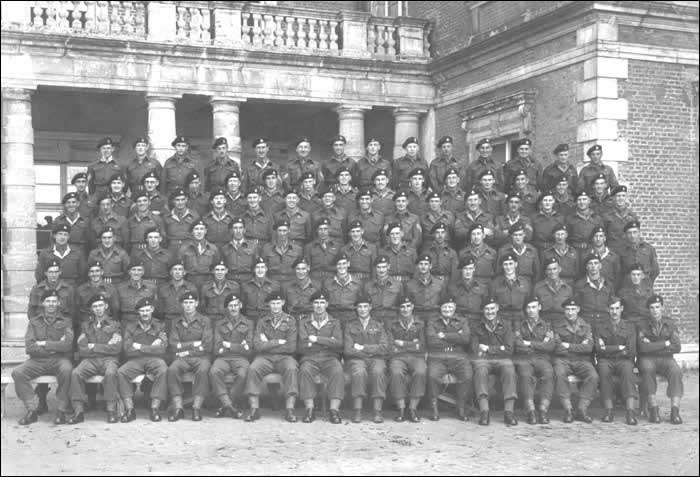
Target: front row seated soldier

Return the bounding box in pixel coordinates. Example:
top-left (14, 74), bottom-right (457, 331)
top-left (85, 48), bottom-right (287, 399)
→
top-left (637, 294), bottom-right (683, 424)
top-left (210, 293), bottom-right (253, 420)
top-left (69, 294), bottom-right (122, 424)
top-left (425, 295), bottom-right (472, 421)
top-left (594, 295), bottom-right (639, 425)
top-left (118, 297), bottom-right (168, 423)
top-left (514, 295), bottom-right (555, 425)
top-left (245, 293), bottom-right (299, 423)
top-left (471, 297), bottom-right (518, 426)
top-left (553, 298), bottom-right (598, 423)
top-left (297, 291), bottom-right (345, 424)
top-left (387, 295), bottom-right (427, 423)
top-left (12, 290), bottom-right (74, 426)
top-left (167, 291), bottom-right (213, 422)
top-left (344, 294), bottom-right (389, 424)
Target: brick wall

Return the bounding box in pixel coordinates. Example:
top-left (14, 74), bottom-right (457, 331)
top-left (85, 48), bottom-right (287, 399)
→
top-left (408, 1), bottom-right (473, 57)
top-left (617, 60), bottom-right (700, 342)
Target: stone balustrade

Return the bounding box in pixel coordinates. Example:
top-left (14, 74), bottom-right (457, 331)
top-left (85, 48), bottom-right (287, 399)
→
top-left (24, 1), bottom-right (146, 37)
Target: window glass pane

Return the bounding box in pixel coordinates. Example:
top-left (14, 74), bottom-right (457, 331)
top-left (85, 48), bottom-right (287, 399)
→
top-left (491, 143), bottom-right (506, 165)
top-left (35, 164), bottom-right (62, 185)
top-left (66, 165), bottom-right (88, 191)
top-left (36, 184), bottom-right (62, 204)
top-left (388, 1), bottom-right (399, 17)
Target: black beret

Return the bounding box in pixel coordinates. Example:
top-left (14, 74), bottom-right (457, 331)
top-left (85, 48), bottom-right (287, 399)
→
top-left (141, 170), bottom-right (159, 183)
top-left (135, 297), bottom-right (155, 309)
top-left (331, 135), bottom-right (346, 144)
top-left (430, 222), bottom-right (448, 234)
top-left (398, 295), bottom-right (414, 305)
top-left (385, 222), bottom-right (402, 236)
top-left (592, 173), bottom-right (607, 183)
top-left (169, 188), bottom-right (187, 201)
top-left (296, 137), bottom-right (311, 147)
top-left (348, 219), bottom-right (363, 230)
top-left (623, 220), bottom-right (641, 232)
top-left (437, 136), bottom-right (453, 148)
top-left (87, 260), bottom-right (103, 269)
top-left (184, 170), bottom-right (201, 186)
top-left (265, 291), bottom-right (285, 303)
top-left (371, 169), bottom-right (389, 181)
top-left (132, 191), bottom-right (149, 202)
top-left (168, 259), bottom-right (186, 270)
top-left (482, 296), bottom-right (499, 309)
top-left (97, 137), bottom-right (114, 149)
top-left (356, 189), bottom-right (372, 199)
top-left (210, 259), bottom-right (228, 271)
top-left (607, 295), bottom-right (622, 307)
top-left (273, 219), bottom-right (290, 230)
top-left (132, 137), bottom-right (149, 148)
top-left (128, 259), bottom-right (145, 270)
top-left (62, 192), bottom-right (79, 204)
top-left (252, 137), bottom-right (268, 147)
top-left (41, 289), bottom-right (60, 301)
top-left (212, 137), bottom-right (228, 149)
top-left (516, 138), bottom-right (532, 148)
top-left (392, 191), bottom-right (408, 201)
top-left (99, 226), bottom-right (116, 237)
top-left (247, 186), bottom-right (263, 196)
top-left (610, 185), bottom-right (628, 196)
top-left (209, 188), bottom-right (227, 201)
top-left (500, 252), bottom-right (518, 264)
top-left (543, 257), bottom-right (560, 268)
top-left (366, 137), bottom-right (381, 145)
top-left (310, 290), bottom-right (329, 302)
top-left (426, 192), bottom-right (441, 202)
top-left (415, 254), bottom-right (432, 264)
top-left (171, 136), bottom-right (190, 147)
top-left (589, 225), bottom-right (606, 240)
top-left (292, 256), bottom-right (310, 269)
top-left (466, 188), bottom-right (480, 198)
top-left (582, 253), bottom-right (601, 265)
top-left (551, 223), bottom-right (568, 236)
top-left (189, 219), bottom-right (207, 232)
top-left (334, 166), bottom-right (353, 179)
top-left (224, 170), bottom-right (241, 182)
top-left (553, 143), bottom-right (569, 154)
top-left (586, 144), bottom-right (602, 156)
top-left (505, 191), bottom-right (521, 202)
top-left (627, 263), bottom-right (644, 273)
top-left (561, 298), bottom-right (579, 308)
top-left (333, 252), bottom-right (350, 265)
top-left (459, 255), bottom-right (475, 268)
top-left (180, 291), bottom-right (198, 302)
top-left (478, 169), bottom-right (496, 180)
top-left (646, 294), bottom-right (664, 308)
top-left (354, 293), bottom-right (371, 306)
top-left (408, 168), bottom-right (426, 178)
top-left (524, 295), bottom-right (541, 308)
top-left (402, 137), bottom-right (419, 148)
top-left (373, 255), bottom-right (389, 267)
top-left (315, 217), bottom-right (331, 229)
top-left (261, 169), bottom-right (278, 181)
top-left (443, 167), bottom-right (460, 181)
top-left (224, 293), bottom-right (241, 307)
top-left (467, 223), bottom-right (484, 236)
top-left (300, 172), bottom-right (316, 182)
top-left (88, 293), bottom-right (108, 306)
top-left (253, 257), bottom-right (267, 267)
top-left (439, 295), bottom-right (456, 306)
top-left (575, 190), bottom-right (590, 200)
top-left (475, 138), bottom-right (491, 149)
top-left (230, 217), bottom-right (244, 227)
top-left (52, 223), bottom-right (71, 234)
top-left (71, 172), bottom-right (88, 184)
top-left (142, 226), bottom-right (161, 240)
top-left (508, 222), bottom-right (525, 235)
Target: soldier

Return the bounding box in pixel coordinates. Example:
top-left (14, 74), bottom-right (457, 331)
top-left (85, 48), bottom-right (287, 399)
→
top-left (157, 259), bottom-right (198, 330)
top-left (127, 191), bottom-right (166, 252)
top-left (223, 171), bottom-right (247, 217)
top-left (371, 169), bottom-right (396, 217)
top-left (126, 137), bottom-right (162, 195)
top-left (210, 292), bottom-right (253, 419)
top-left (205, 137), bottom-right (241, 191)
top-left (464, 138), bottom-right (505, 192)
top-left (245, 292), bottom-right (299, 422)
top-left (541, 143), bottom-right (578, 194)
top-left (454, 189), bottom-right (496, 247)
top-left (297, 172), bottom-right (323, 216)
top-left (619, 220), bottom-right (659, 288)
top-left (584, 225), bottom-right (621, 286)
top-left (394, 137), bottom-right (429, 190)
top-left (531, 190), bottom-right (565, 253)
top-left (107, 173), bottom-right (132, 218)
top-left (577, 144), bottom-right (619, 194)
top-left (424, 222), bottom-right (459, 282)
top-left (638, 295), bottom-right (683, 424)
top-left (221, 217), bottom-right (259, 284)
top-left (618, 264), bottom-right (653, 327)
top-left (542, 224), bottom-right (580, 288)
top-left (589, 173), bottom-right (613, 216)
top-left (179, 219), bottom-right (221, 291)
top-left (311, 188), bottom-right (347, 243)
top-left (115, 259), bottom-right (158, 326)
top-left (514, 295), bottom-right (555, 424)
top-left (341, 219), bottom-right (378, 282)
top-left (405, 168), bottom-right (431, 218)
top-left (242, 186), bottom-right (274, 247)
top-left (241, 257), bottom-right (280, 321)
top-left (285, 137), bottom-right (324, 190)
top-left (602, 185), bottom-right (638, 255)
top-left (429, 135), bottom-right (467, 192)
top-left (363, 255), bottom-right (403, 325)
top-left (54, 192), bottom-right (90, 256)
top-left (575, 253), bottom-right (615, 326)
top-left (533, 257), bottom-right (573, 328)
top-left (344, 294), bottom-right (389, 423)
top-left (185, 171), bottom-right (210, 218)
top-left (497, 222), bottom-right (540, 282)
top-left (385, 191), bottom-right (422, 250)
top-left (87, 226), bottom-right (130, 285)
top-left (71, 172), bottom-right (94, 218)
top-left (594, 296), bottom-right (639, 425)
top-left (322, 134), bottom-right (358, 189)
top-left (553, 298), bottom-right (598, 423)
top-left (448, 255), bottom-right (490, 327)
top-left (89, 194), bottom-right (129, 248)
top-left (76, 260), bottom-right (120, 323)
top-left (260, 169), bottom-right (286, 215)
top-left (381, 222), bottom-right (418, 282)
top-left (477, 169), bottom-right (506, 218)
top-left (323, 252), bottom-right (362, 324)
top-left (118, 296), bottom-right (168, 422)
top-left (297, 290), bottom-right (345, 424)
top-left (489, 252), bottom-right (532, 329)
top-left (87, 137), bottom-right (123, 196)
top-left (405, 254), bottom-right (446, 322)
top-left (36, 223), bottom-right (86, 286)
top-left (305, 218), bottom-right (341, 282)
top-left (420, 192), bottom-right (456, 250)
top-left (161, 136), bottom-right (199, 196)
top-left (349, 189), bottom-right (385, 244)
top-left (458, 224), bottom-right (498, 287)
top-left (332, 166), bottom-right (359, 214)
top-left (202, 188), bottom-right (235, 249)
top-left (260, 219), bottom-right (304, 287)
top-left (141, 170), bottom-right (168, 216)
top-left (440, 167), bottom-right (467, 216)
top-left (244, 137), bottom-right (279, 192)
top-left (503, 138), bottom-right (542, 194)
top-left (509, 169), bottom-right (540, 219)
top-left (425, 295), bottom-right (472, 421)
top-left (553, 175), bottom-right (576, 217)
top-left (387, 295), bottom-right (427, 422)
top-left (494, 192), bottom-right (533, 249)
top-left (167, 291), bottom-right (213, 422)
top-left (200, 260), bottom-right (242, 323)
top-left (273, 188), bottom-right (312, 245)
top-left (163, 188), bottom-right (199, 255)
top-left (356, 137), bottom-right (393, 189)
top-left (283, 257), bottom-right (322, 317)
top-left (471, 297), bottom-right (518, 426)
top-left (69, 294), bottom-right (122, 424)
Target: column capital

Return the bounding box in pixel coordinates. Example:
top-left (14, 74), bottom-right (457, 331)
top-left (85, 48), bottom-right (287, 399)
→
top-left (145, 93), bottom-right (181, 102)
top-left (335, 104), bottom-right (373, 112)
top-left (393, 107), bottom-right (428, 118)
top-left (2, 87), bottom-right (35, 101)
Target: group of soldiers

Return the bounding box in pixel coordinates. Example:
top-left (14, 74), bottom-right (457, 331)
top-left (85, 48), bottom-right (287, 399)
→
top-left (12, 133), bottom-right (684, 427)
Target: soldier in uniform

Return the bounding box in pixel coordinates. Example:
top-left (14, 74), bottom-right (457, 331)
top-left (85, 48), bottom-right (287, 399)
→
top-left (223, 171), bottom-right (247, 218)
top-left (283, 257), bottom-right (322, 317)
top-left (404, 254), bottom-right (446, 322)
top-left (221, 217), bottom-right (259, 284)
top-left (12, 289), bottom-right (73, 425)
top-left (127, 191), bottom-right (166, 252)
top-left (141, 171), bottom-right (168, 216)
top-left (118, 297), bottom-right (168, 422)
top-left (531, 190), bottom-right (565, 253)
top-left (470, 297), bottom-right (518, 426)
top-left (619, 220), bottom-right (659, 288)
top-left (385, 191), bottom-right (422, 250)
top-left (130, 227), bottom-right (171, 288)
top-left (503, 138), bottom-right (542, 194)
top-left (241, 257), bottom-right (280, 321)
top-left (489, 252), bottom-right (532, 329)
top-left (454, 189), bottom-right (496, 248)
top-left (356, 137), bottom-right (393, 189)
top-left (89, 194), bottom-right (129, 248)
top-left (322, 134), bottom-right (358, 190)
top-left (394, 137), bottom-right (430, 190)
top-left (107, 173), bottom-right (132, 218)
top-left (425, 295), bottom-right (472, 421)
top-left (638, 295), bottom-right (684, 424)
top-left (87, 137), bottom-right (123, 197)
top-left (260, 169), bottom-right (286, 215)
top-left (54, 192), bottom-right (90, 256)
top-left (341, 219), bottom-right (378, 282)
top-left (298, 171), bottom-right (324, 216)
top-left (381, 222), bottom-right (417, 282)
top-left (203, 188), bottom-right (235, 249)
top-left (167, 291), bottom-right (213, 422)
top-left (312, 188), bottom-right (347, 243)
top-left (510, 169), bottom-right (540, 219)
top-left (542, 224), bottom-right (580, 288)
top-left (477, 169), bottom-right (506, 219)
top-left (618, 264), bottom-right (653, 327)
top-left (76, 260), bottom-right (120, 323)
top-left (115, 259), bottom-right (158, 326)
top-left (179, 219), bottom-right (221, 291)
top-left (344, 293), bottom-right (389, 423)
top-left (323, 252), bottom-right (362, 324)
top-left (464, 138), bottom-right (505, 192)
top-left (36, 223), bottom-right (86, 286)
top-left (362, 255), bottom-right (403, 325)
top-left (260, 219), bottom-right (304, 287)
top-left (552, 298), bottom-right (598, 423)
top-left (244, 137), bottom-right (279, 192)
top-left (458, 224), bottom-right (498, 287)
top-left (448, 256), bottom-right (490, 327)
top-left (514, 295), bottom-right (555, 424)
top-left (210, 292), bottom-right (253, 419)
top-left (205, 137), bottom-right (241, 191)
top-left (602, 185), bottom-right (638, 255)
top-left (126, 137), bottom-right (162, 196)
top-left (533, 257), bottom-right (573, 328)
top-left (185, 171), bottom-right (210, 219)
top-left (273, 188), bottom-right (312, 245)
top-left (370, 169), bottom-right (396, 217)
top-left (494, 192), bottom-right (533, 249)
top-left (594, 296), bottom-right (639, 425)
top-left (584, 225), bottom-right (621, 286)
top-left (157, 259), bottom-right (198, 331)
top-left (285, 137), bottom-right (324, 190)
top-left (69, 294), bottom-right (122, 424)
top-left (387, 295), bottom-right (427, 422)
top-left (349, 189), bottom-right (385, 244)
top-left (200, 260), bottom-right (242, 323)
top-left (589, 173), bottom-right (614, 216)
top-left (497, 222), bottom-right (540, 282)
top-left (245, 293), bottom-right (299, 422)
top-left (297, 291), bottom-right (345, 424)
top-left (440, 167), bottom-right (467, 216)
top-left (161, 136), bottom-right (199, 196)
top-left (71, 172), bottom-right (94, 218)
top-left (575, 253), bottom-right (615, 326)
top-left (405, 168), bottom-right (431, 218)
top-left (332, 166), bottom-right (359, 214)
top-left (87, 226), bottom-right (130, 285)
top-left (305, 218), bottom-right (340, 283)
top-left (420, 192), bottom-right (456, 250)
top-left (242, 186), bottom-right (274, 247)
top-left (163, 188), bottom-right (199, 255)
top-left (577, 144), bottom-right (619, 194)
top-left (553, 175), bottom-right (576, 217)
top-left (424, 222), bottom-right (459, 282)
top-left (541, 143), bottom-right (577, 194)
top-left (429, 135), bottom-right (467, 192)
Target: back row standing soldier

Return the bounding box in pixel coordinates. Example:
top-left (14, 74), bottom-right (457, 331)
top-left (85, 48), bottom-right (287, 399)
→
top-left (205, 137), bottom-right (241, 191)
top-left (284, 137), bottom-right (324, 191)
top-left (464, 138), bottom-right (505, 192)
top-left (541, 143), bottom-right (578, 195)
top-left (87, 137), bottom-right (122, 197)
top-left (393, 137), bottom-right (430, 191)
top-left (126, 137), bottom-right (162, 195)
top-left (503, 138), bottom-right (542, 193)
top-left (428, 136), bottom-right (467, 193)
top-left (356, 137), bottom-right (393, 189)
top-left (162, 136), bottom-right (199, 197)
top-left (322, 135), bottom-right (358, 190)
top-left (577, 144), bottom-right (619, 194)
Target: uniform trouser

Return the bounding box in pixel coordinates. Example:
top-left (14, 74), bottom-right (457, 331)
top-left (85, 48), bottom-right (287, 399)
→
top-left (515, 356), bottom-right (554, 403)
top-left (553, 358), bottom-right (598, 403)
top-left (168, 357), bottom-right (211, 399)
top-left (118, 357), bottom-right (168, 402)
top-left (245, 354), bottom-right (298, 397)
top-left (299, 355), bottom-right (345, 401)
top-left (210, 356), bottom-right (250, 400)
top-left (597, 358), bottom-right (638, 402)
top-left (638, 356), bottom-right (683, 398)
top-left (389, 354), bottom-right (427, 400)
top-left (346, 358), bottom-right (387, 399)
top-left (472, 358), bottom-right (517, 401)
top-left (71, 357), bottom-right (119, 406)
top-left (427, 355), bottom-right (472, 404)
top-left (12, 358), bottom-right (72, 412)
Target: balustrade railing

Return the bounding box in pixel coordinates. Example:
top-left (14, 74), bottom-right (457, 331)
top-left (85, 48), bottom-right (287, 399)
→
top-left (27, 1), bottom-right (145, 37)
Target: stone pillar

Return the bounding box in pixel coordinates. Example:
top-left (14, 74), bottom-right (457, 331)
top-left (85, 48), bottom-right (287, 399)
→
top-left (1, 88), bottom-right (36, 345)
top-left (210, 97), bottom-right (245, 165)
top-left (338, 11), bottom-right (372, 59)
top-left (147, 1), bottom-right (177, 42)
top-left (420, 107), bottom-right (436, 165)
top-left (393, 108), bottom-right (423, 159)
top-left (146, 95), bottom-right (179, 165)
top-left (213, 3), bottom-right (244, 48)
top-left (335, 105), bottom-right (371, 161)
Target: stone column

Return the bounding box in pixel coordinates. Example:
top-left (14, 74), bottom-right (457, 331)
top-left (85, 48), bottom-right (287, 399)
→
top-left (1, 88), bottom-right (37, 345)
top-left (393, 108), bottom-right (424, 159)
top-left (211, 97), bottom-right (245, 166)
top-left (146, 95), bottom-right (179, 165)
top-left (335, 105), bottom-right (371, 161)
